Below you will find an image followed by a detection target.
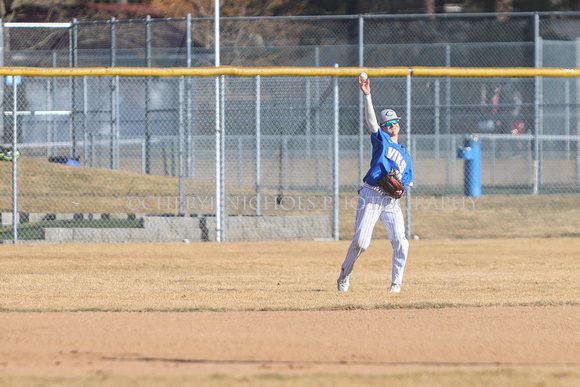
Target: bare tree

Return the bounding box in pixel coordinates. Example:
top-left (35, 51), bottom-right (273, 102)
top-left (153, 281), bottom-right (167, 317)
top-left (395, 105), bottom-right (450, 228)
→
top-left (1, 0), bottom-right (22, 20)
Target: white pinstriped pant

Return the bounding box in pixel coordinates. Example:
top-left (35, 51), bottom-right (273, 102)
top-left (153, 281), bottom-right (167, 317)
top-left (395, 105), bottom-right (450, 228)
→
top-left (340, 183), bottom-right (410, 285)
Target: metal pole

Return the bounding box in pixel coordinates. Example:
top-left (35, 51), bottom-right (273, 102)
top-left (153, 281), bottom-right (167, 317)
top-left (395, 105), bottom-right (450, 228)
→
top-left (215, 0), bottom-right (223, 242)
top-left (186, 83), bottom-right (194, 178)
top-left (445, 44), bottom-right (452, 185)
top-left (186, 13), bottom-right (192, 68)
top-left (71, 18), bottom-right (78, 160)
top-left (69, 19), bottom-right (75, 66)
top-left (46, 78), bottom-right (51, 158)
top-left (110, 17), bottom-right (116, 170)
top-left (328, 140), bottom-right (332, 190)
top-left (283, 136), bottom-right (288, 190)
top-left (71, 81), bottom-right (78, 159)
top-left (576, 38), bottom-right (580, 183)
top-left (491, 137), bottom-right (496, 186)
top-left (238, 136), bottom-right (243, 186)
top-left (565, 79), bottom-right (570, 160)
top-left (11, 76), bottom-right (18, 243)
top-left (255, 75), bottom-right (261, 216)
top-left (0, 22), bottom-right (4, 143)
top-left (47, 53), bottom-right (55, 158)
top-left (333, 63), bottom-right (339, 241)
top-left (141, 138), bottom-right (146, 174)
top-left (434, 79), bottom-right (440, 159)
top-left (145, 15), bottom-right (152, 174)
top-left (186, 14), bottom-right (193, 178)
top-left (110, 17), bottom-right (116, 66)
top-left (220, 76), bottom-right (225, 239)
top-left (405, 70), bottom-right (412, 240)
top-left (358, 15), bottom-right (365, 184)
top-left (451, 135), bottom-right (457, 187)
top-left (306, 78), bottom-right (311, 158)
top-left (528, 137), bottom-right (533, 185)
top-left (178, 76), bottom-right (185, 215)
top-left (83, 76), bottom-right (88, 166)
top-left (111, 75), bottom-right (120, 170)
top-left (215, 77), bottom-right (221, 241)
top-left (533, 13), bottom-right (541, 195)
top-left (315, 46), bottom-right (320, 189)
top-left (91, 133), bottom-right (95, 168)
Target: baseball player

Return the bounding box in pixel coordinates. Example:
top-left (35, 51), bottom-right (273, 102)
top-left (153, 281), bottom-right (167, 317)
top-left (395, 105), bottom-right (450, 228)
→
top-left (337, 74), bottom-right (414, 294)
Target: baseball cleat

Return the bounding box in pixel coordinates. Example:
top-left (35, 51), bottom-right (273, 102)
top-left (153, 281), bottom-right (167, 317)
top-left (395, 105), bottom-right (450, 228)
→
top-left (337, 275), bottom-right (350, 292)
top-left (389, 283), bottom-right (401, 293)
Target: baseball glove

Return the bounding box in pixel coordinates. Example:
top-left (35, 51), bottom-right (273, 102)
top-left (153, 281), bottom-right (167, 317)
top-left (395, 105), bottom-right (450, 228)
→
top-left (377, 167), bottom-right (405, 199)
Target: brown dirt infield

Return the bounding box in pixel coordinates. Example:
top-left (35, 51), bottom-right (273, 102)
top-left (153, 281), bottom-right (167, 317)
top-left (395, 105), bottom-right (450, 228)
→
top-left (0, 239), bottom-right (579, 386)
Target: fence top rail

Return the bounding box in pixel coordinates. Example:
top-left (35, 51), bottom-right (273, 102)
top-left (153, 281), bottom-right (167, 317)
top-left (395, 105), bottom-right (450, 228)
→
top-left (7, 11), bottom-right (580, 26)
top-left (3, 22), bottom-right (72, 28)
top-left (2, 66), bottom-right (580, 77)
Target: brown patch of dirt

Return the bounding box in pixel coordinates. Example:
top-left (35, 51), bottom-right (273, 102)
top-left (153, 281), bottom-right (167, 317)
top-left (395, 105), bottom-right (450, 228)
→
top-left (0, 306), bottom-right (578, 377)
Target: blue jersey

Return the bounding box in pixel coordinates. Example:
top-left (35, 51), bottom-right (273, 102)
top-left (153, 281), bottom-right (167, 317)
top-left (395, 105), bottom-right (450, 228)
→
top-left (363, 130), bottom-right (413, 189)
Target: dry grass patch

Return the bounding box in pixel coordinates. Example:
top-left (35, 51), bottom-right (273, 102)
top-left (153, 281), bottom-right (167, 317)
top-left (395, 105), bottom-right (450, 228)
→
top-left (0, 238), bottom-right (578, 311)
top-left (1, 369), bottom-right (579, 387)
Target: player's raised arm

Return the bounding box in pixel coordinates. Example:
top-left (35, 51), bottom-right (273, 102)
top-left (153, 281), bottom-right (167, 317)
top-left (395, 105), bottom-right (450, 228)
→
top-left (359, 73), bottom-right (379, 134)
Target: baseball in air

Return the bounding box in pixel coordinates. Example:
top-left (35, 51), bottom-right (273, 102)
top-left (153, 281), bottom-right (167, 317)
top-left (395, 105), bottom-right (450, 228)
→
top-left (359, 72), bottom-right (368, 81)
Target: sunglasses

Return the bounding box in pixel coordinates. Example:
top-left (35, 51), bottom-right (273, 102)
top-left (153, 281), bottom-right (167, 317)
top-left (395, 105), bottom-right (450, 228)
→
top-left (381, 119), bottom-right (399, 127)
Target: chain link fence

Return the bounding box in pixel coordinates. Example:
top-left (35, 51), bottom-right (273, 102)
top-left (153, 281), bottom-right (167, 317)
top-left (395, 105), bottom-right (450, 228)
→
top-left (4, 13), bottom-right (580, 68)
top-left (1, 70), bottom-right (579, 242)
top-left (1, 12), bottom-right (580, 242)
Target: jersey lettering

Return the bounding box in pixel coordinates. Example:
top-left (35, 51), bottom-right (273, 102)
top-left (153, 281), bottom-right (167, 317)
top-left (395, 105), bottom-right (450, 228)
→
top-left (386, 147), bottom-right (407, 175)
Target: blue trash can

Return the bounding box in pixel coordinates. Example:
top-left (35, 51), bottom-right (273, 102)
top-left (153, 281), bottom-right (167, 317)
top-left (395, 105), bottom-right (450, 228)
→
top-left (457, 135), bottom-right (481, 197)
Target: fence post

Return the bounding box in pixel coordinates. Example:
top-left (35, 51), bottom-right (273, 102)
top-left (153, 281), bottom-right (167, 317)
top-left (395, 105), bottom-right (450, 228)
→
top-left (111, 75), bottom-right (120, 170)
top-left (71, 18), bottom-right (78, 160)
top-left (219, 75), bottom-right (225, 239)
top-left (110, 17), bottom-right (116, 66)
top-left (178, 76), bottom-right (185, 215)
top-left (238, 136), bottom-right (243, 186)
top-left (46, 54), bottom-right (54, 158)
top-left (306, 78), bottom-right (311, 158)
top-left (186, 13), bottom-right (192, 68)
top-left (83, 76), bottom-right (88, 166)
top-left (215, 75), bottom-right (222, 241)
top-left (283, 136), bottom-right (288, 190)
top-left (565, 79), bottom-right (570, 160)
top-left (405, 70), bottom-right (412, 240)
top-left (528, 137), bottom-right (533, 186)
top-left (576, 38), bottom-right (580, 183)
top-left (90, 133), bottom-right (95, 168)
top-left (315, 46), bottom-right (320, 189)
top-left (11, 75), bottom-right (18, 243)
top-left (0, 22), bottom-right (4, 143)
top-left (445, 44), bottom-right (452, 185)
top-left (533, 13), bottom-right (541, 195)
top-left (434, 79), bottom-right (440, 159)
top-left (452, 135), bottom-right (457, 187)
top-left (255, 75), bottom-right (261, 216)
top-left (186, 14), bottom-right (194, 179)
top-left (214, 0), bottom-right (224, 242)
top-left (358, 15), bottom-right (364, 183)
top-left (71, 78), bottom-right (78, 160)
top-left (333, 64), bottom-right (339, 241)
top-left (491, 137), bottom-right (496, 186)
top-left (110, 17), bottom-right (118, 170)
top-left (141, 138), bottom-right (146, 174)
top-left (145, 15), bottom-right (152, 174)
